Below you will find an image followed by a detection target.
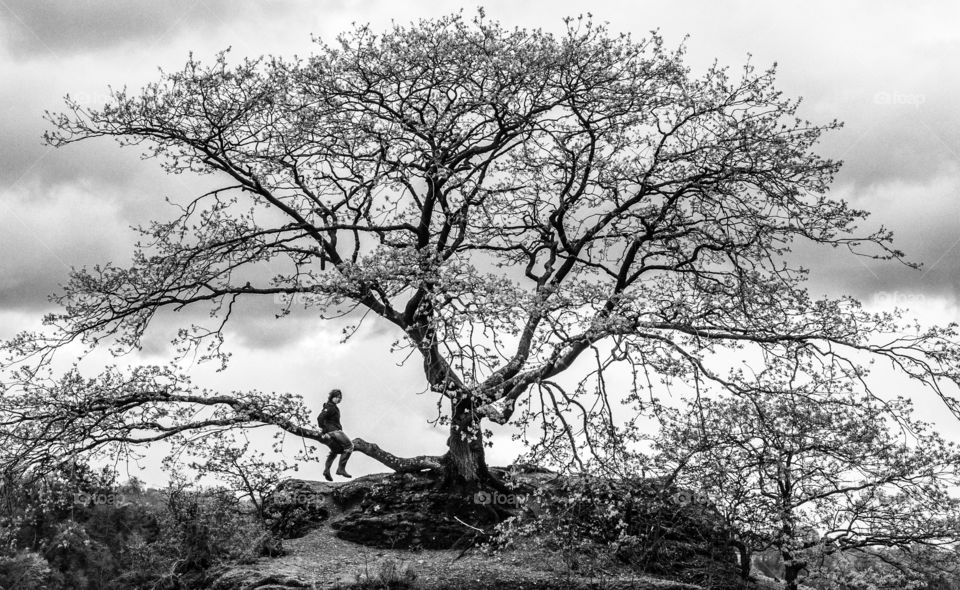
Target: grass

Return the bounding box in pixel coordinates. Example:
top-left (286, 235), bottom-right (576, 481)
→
top-left (336, 558), bottom-right (419, 589)
top-left (215, 524), bottom-right (710, 589)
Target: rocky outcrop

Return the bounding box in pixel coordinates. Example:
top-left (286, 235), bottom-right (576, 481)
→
top-left (209, 468), bottom-right (746, 590)
top-left (208, 571), bottom-right (314, 589)
top-left (264, 468), bottom-right (545, 549)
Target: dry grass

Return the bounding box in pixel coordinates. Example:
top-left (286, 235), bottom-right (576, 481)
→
top-left (215, 525), bottom-right (706, 589)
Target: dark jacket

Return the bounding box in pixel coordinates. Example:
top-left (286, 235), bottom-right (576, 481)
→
top-left (317, 401), bottom-right (342, 433)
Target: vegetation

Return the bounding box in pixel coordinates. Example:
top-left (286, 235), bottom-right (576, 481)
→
top-left (656, 385), bottom-right (960, 589)
top-left (0, 461), bottom-right (957, 589)
top-left (2, 10), bottom-right (960, 590)
top-left (0, 463), bottom-right (274, 589)
top-left (344, 559), bottom-right (419, 590)
top-left (490, 475), bottom-right (744, 588)
top-left (5, 12), bottom-right (960, 494)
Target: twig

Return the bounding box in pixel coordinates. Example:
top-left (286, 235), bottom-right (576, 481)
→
top-left (454, 516), bottom-right (487, 534)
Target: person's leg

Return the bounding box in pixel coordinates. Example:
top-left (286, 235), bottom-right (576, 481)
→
top-left (330, 431), bottom-right (354, 477)
top-left (322, 435), bottom-right (343, 481)
top-left (323, 450), bottom-right (337, 481)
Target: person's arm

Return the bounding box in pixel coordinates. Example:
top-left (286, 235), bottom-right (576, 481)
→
top-left (317, 406), bottom-right (331, 437)
top-left (330, 404), bottom-right (342, 431)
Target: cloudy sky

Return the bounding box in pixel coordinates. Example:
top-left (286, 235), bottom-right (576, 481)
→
top-left (2, 0), bottom-right (959, 484)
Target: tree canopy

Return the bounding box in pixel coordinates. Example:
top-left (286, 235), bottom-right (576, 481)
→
top-left (3, 13), bottom-right (960, 488)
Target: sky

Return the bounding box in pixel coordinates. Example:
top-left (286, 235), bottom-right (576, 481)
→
top-left (1, 0), bottom-right (959, 485)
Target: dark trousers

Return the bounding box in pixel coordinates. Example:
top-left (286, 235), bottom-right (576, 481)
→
top-left (323, 430), bottom-right (353, 472)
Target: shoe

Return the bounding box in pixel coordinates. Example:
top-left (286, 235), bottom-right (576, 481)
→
top-left (323, 470), bottom-right (333, 481)
top-left (336, 451), bottom-right (352, 479)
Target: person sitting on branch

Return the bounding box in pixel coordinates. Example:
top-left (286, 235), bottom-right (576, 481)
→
top-left (317, 388), bottom-right (354, 480)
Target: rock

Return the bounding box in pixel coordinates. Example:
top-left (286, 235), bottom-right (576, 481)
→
top-left (252, 469), bottom-right (743, 588)
top-left (266, 471), bottom-right (504, 550)
top-left (330, 472), bottom-right (493, 550)
top-left (210, 468), bottom-right (748, 590)
top-left (263, 479), bottom-right (335, 539)
top-left (208, 569), bottom-right (314, 589)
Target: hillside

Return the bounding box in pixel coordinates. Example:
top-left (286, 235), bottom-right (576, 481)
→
top-left (210, 469), bottom-right (749, 590)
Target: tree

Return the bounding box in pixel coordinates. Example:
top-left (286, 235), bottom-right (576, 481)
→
top-left (655, 382), bottom-right (960, 590)
top-left (3, 13), bottom-right (960, 490)
top-left (176, 432), bottom-right (292, 523)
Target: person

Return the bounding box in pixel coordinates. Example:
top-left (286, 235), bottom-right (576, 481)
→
top-left (317, 388), bottom-right (353, 480)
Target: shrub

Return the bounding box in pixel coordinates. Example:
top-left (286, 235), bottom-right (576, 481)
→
top-left (344, 558), bottom-right (419, 590)
top-left (0, 463), bottom-right (280, 589)
top-left (490, 475), bottom-right (740, 586)
top-left (0, 550), bottom-right (60, 589)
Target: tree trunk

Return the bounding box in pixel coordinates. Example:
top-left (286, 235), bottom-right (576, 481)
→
top-left (442, 399), bottom-right (508, 493)
top-left (782, 551), bottom-right (804, 590)
top-left (343, 399), bottom-right (506, 493)
top-left (444, 400), bottom-right (485, 487)
top-left (784, 566), bottom-right (799, 590)
top-left (730, 538), bottom-right (751, 579)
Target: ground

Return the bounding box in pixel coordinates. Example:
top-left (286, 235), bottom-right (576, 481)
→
top-left (210, 523), bottom-right (706, 589)
top-left (208, 471), bottom-right (746, 590)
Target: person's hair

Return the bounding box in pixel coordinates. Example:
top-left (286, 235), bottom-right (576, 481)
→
top-left (328, 389), bottom-right (342, 401)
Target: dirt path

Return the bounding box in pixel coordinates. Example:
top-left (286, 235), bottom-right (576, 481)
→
top-left (211, 526), bottom-right (704, 589)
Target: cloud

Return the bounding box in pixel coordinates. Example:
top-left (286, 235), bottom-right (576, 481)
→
top-left (816, 94), bottom-right (960, 191)
top-left (786, 169), bottom-right (960, 304)
top-left (0, 181), bottom-right (133, 311)
top-left (0, 49), bottom-right (226, 197)
top-left (0, 0), bottom-right (251, 58)
top-left (227, 297), bottom-right (403, 352)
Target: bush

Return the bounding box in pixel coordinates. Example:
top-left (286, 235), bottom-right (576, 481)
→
top-left (338, 558), bottom-right (419, 590)
top-left (0, 463), bottom-right (280, 589)
top-left (0, 550), bottom-right (59, 589)
top-left (490, 475), bottom-right (741, 586)
top-left (114, 484), bottom-right (278, 588)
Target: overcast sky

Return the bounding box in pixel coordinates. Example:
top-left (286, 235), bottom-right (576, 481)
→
top-left (2, 0), bottom-right (959, 485)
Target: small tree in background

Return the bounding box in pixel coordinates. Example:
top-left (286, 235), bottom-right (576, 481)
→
top-left (656, 378), bottom-right (960, 590)
top-left (177, 431), bottom-right (295, 522)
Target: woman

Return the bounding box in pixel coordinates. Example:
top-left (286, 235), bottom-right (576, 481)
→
top-left (317, 388), bottom-right (353, 480)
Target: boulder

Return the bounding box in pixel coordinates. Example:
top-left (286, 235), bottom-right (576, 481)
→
top-left (265, 471), bottom-right (511, 549)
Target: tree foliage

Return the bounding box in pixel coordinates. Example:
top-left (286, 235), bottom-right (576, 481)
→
top-left (2, 12), bottom-right (959, 485)
top-left (655, 382), bottom-right (960, 590)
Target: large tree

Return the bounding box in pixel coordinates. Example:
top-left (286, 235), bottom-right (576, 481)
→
top-left (3, 14), bottom-right (960, 489)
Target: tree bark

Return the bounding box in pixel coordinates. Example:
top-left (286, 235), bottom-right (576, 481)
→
top-left (441, 399), bottom-right (508, 492)
top-left (444, 400), bottom-right (485, 486)
top-left (782, 551), bottom-right (804, 590)
top-left (350, 438), bottom-right (443, 473)
top-left (730, 538), bottom-right (751, 579)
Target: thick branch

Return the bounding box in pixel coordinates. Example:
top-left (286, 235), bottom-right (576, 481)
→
top-left (351, 438), bottom-right (443, 473)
